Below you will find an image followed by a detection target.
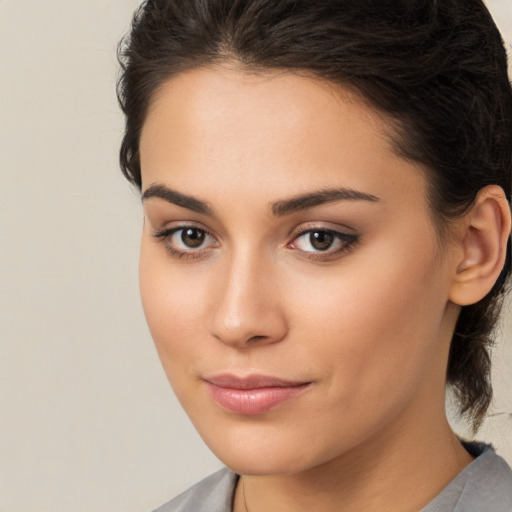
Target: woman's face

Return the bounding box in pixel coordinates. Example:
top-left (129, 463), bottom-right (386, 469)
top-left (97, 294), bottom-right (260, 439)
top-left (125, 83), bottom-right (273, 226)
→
top-left (139, 66), bottom-right (460, 475)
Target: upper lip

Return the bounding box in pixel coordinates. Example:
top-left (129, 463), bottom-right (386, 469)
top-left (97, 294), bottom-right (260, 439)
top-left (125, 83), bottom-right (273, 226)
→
top-left (203, 373), bottom-right (311, 389)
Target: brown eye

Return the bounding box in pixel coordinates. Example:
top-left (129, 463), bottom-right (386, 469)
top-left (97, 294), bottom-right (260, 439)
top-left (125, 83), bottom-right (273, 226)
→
top-left (290, 228), bottom-right (358, 258)
top-left (181, 228), bottom-right (206, 248)
top-left (309, 231), bottom-right (335, 251)
top-left (153, 226), bottom-right (217, 258)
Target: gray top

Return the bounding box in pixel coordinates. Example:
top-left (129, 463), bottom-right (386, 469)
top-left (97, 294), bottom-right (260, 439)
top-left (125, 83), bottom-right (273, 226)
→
top-left (153, 443), bottom-right (512, 512)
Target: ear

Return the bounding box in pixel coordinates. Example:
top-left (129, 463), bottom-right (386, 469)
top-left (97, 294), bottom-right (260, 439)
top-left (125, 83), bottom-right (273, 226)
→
top-left (449, 185), bottom-right (511, 306)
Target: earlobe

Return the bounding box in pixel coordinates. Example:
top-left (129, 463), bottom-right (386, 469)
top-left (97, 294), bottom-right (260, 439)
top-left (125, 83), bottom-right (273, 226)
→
top-left (449, 185), bottom-right (511, 306)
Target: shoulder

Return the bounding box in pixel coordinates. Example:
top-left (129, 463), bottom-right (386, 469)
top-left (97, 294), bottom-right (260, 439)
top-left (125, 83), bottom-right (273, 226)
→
top-left (152, 468), bottom-right (238, 512)
top-left (423, 442), bottom-right (512, 512)
top-left (457, 443), bottom-right (512, 511)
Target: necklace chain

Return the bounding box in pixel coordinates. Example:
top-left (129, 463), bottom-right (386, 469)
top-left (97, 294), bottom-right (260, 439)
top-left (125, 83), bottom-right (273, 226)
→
top-left (242, 478), bottom-right (249, 512)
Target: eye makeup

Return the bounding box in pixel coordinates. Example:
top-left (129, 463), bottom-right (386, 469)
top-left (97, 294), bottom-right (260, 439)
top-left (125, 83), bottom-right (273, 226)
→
top-left (152, 222), bottom-right (359, 262)
top-left (288, 227), bottom-right (359, 261)
top-left (152, 225), bottom-right (217, 260)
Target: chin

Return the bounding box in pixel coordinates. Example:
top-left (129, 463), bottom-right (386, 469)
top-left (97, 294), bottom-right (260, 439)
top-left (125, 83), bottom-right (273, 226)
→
top-left (218, 448), bottom-right (314, 477)
top-left (194, 421), bottom-right (333, 477)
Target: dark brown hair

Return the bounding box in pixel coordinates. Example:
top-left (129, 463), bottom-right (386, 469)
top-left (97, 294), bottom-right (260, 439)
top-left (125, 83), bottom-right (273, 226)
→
top-left (117, 0), bottom-right (512, 429)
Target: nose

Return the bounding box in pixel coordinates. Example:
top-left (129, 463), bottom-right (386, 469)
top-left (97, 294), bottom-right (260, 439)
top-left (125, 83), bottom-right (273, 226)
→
top-left (208, 251), bottom-right (288, 348)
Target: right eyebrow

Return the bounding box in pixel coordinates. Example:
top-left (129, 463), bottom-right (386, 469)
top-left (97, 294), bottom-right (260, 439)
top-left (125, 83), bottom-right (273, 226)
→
top-left (141, 184), bottom-right (214, 216)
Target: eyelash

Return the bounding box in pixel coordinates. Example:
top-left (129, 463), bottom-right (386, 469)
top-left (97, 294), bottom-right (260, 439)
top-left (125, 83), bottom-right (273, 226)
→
top-left (289, 227), bottom-right (358, 260)
top-left (152, 226), bottom-right (217, 260)
top-left (152, 225), bottom-right (359, 261)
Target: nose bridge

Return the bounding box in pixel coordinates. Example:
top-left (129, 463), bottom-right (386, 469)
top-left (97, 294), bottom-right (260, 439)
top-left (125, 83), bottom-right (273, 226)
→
top-left (209, 243), bottom-right (286, 347)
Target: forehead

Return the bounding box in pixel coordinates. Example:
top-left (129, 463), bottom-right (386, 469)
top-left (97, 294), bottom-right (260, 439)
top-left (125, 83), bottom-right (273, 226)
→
top-left (139, 65), bottom-right (428, 214)
top-left (142, 64), bottom-right (392, 153)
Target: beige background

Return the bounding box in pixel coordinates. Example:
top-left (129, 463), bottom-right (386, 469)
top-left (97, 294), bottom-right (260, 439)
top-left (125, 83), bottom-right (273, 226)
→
top-left (0, 1), bottom-right (510, 511)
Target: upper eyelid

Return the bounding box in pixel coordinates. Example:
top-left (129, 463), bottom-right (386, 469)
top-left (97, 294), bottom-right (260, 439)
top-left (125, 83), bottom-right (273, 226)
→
top-left (290, 227), bottom-right (357, 245)
top-left (154, 225), bottom-right (215, 241)
top-left (294, 226), bottom-right (350, 236)
top-left (290, 222), bottom-right (357, 239)
top-left (152, 222), bottom-right (215, 237)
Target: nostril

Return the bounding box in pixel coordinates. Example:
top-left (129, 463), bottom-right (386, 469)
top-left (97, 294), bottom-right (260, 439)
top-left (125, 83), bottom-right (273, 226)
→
top-left (247, 335), bottom-right (268, 343)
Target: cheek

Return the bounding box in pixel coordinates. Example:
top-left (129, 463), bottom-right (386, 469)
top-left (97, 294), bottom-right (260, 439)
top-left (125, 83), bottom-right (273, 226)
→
top-left (289, 236), bottom-right (449, 412)
top-left (139, 241), bottom-right (208, 381)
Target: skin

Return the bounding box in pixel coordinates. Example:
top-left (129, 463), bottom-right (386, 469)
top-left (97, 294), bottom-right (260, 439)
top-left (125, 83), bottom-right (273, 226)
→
top-left (138, 65), bottom-right (488, 512)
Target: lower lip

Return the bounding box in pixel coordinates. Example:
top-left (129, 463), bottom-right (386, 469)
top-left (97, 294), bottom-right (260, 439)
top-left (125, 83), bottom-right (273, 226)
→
top-left (205, 382), bottom-right (310, 415)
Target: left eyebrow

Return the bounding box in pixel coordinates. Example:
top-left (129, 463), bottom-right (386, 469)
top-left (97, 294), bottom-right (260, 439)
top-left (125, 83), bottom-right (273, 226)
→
top-left (271, 188), bottom-right (380, 216)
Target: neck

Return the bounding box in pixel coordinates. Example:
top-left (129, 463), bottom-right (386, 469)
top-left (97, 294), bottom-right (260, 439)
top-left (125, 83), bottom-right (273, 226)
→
top-left (234, 405), bottom-right (473, 512)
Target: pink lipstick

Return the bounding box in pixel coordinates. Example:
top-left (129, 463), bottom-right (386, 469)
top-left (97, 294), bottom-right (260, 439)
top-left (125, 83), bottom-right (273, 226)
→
top-left (203, 374), bottom-right (311, 415)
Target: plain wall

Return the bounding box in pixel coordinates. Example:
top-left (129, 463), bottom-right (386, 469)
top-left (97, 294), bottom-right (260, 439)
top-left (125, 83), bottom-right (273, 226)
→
top-left (0, 1), bottom-right (510, 511)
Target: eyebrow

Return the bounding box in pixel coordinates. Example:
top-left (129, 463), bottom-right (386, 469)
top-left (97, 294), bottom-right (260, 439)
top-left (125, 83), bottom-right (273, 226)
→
top-left (142, 184), bottom-right (214, 216)
top-left (271, 188), bottom-right (380, 216)
top-left (142, 183), bottom-right (380, 217)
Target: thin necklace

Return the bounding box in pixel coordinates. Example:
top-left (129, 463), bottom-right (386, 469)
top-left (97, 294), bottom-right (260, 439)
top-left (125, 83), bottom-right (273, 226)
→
top-left (242, 478), bottom-right (249, 512)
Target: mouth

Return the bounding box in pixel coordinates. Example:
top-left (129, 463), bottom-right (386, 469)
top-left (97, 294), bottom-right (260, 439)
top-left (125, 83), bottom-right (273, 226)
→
top-left (203, 374), bottom-right (312, 415)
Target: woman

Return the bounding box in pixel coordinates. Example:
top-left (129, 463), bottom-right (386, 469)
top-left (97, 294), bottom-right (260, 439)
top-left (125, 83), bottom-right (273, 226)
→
top-left (117, 0), bottom-right (512, 510)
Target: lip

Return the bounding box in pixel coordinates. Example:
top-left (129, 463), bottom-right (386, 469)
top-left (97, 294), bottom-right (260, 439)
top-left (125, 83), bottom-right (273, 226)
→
top-left (203, 374), bottom-right (312, 415)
